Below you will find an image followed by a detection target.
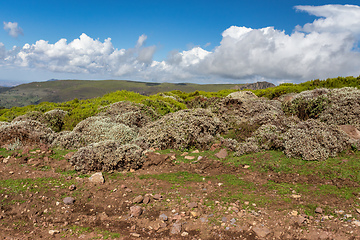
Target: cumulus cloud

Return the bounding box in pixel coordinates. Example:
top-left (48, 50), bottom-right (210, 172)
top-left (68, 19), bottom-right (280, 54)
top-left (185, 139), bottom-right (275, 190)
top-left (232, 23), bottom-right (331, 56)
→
top-left (3, 22), bottom-right (23, 38)
top-left (1, 4), bottom-right (360, 84)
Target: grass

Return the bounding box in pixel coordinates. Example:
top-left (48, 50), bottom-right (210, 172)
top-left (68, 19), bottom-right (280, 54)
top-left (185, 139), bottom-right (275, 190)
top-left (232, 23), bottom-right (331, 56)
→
top-left (138, 171), bottom-right (205, 185)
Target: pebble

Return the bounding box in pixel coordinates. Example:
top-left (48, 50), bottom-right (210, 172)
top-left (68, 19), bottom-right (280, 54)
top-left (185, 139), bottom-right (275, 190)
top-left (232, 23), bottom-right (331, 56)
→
top-left (188, 202), bottom-right (198, 208)
top-left (170, 222), bottom-right (182, 235)
top-left (68, 185), bottom-right (76, 191)
top-left (185, 156), bottom-right (195, 160)
top-left (133, 195), bottom-right (144, 204)
top-left (153, 194), bottom-right (163, 200)
top-left (130, 206), bottom-right (143, 217)
top-left (315, 207), bottom-right (323, 214)
top-left (63, 197), bottom-right (75, 205)
top-left (181, 232), bottom-right (189, 237)
top-left (143, 196), bottom-right (150, 204)
top-left (89, 172), bottom-right (104, 184)
top-left (252, 226), bottom-right (271, 238)
top-left (48, 230), bottom-right (60, 236)
top-left (190, 211), bottom-right (200, 218)
top-left (215, 149), bottom-right (228, 159)
top-left (291, 194), bottom-right (301, 199)
top-left (130, 233), bottom-right (140, 238)
top-left (291, 210), bottom-right (298, 216)
top-left (159, 213), bottom-right (168, 221)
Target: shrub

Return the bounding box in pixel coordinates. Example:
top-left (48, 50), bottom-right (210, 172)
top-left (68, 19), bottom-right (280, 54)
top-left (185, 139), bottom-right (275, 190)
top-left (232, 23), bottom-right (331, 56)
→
top-left (139, 108), bottom-right (226, 150)
top-left (0, 120), bottom-right (54, 148)
top-left (69, 141), bottom-right (144, 172)
top-left (283, 119), bottom-right (353, 161)
top-left (43, 109), bottom-right (68, 132)
top-left (319, 87), bottom-right (360, 128)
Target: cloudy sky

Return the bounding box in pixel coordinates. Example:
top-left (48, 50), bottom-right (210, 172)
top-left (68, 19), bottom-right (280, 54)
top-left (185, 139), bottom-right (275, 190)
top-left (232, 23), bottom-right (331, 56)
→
top-left (1, 0), bottom-right (360, 86)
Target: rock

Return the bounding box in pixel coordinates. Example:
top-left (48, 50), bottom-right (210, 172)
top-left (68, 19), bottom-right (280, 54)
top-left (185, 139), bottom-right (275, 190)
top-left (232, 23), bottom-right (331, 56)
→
top-left (181, 232), bottom-right (189, 237)
top-left (130, 206), bottom-right (143, 217)
top-left (222, 217), bottom-right (228, 222)
top-left (291, 210), bottom-right (298, 216)
top-left (190, 211), bottom-right (200, 218)
top-left (143, 196), bottom-right (150, 204)
top-left (298, 216), bottom-right (307, 224)
top-left (252, 226), bottom-right (271, 238)
top-left (89, 172), bottom-right (105, 184)
top-left (356, 208), bottom-right (360, 214)
top-left (63, 197), bottom-right (75, 205)
top-left (187, 202), bottom-right (198, 208)
top-left (315, 207), bottom-right (323, 214)
top-left (153, 194), bottom-right (163, 200)
top-left (49, 230), bottom-right (60, 236)
top-left (215, 149), bottom-right (228, 159)
top-left (192, 150), bottom-right (199, 153)
top-left (130, 233), bottom-right (140, 238)
top-left (133, 195), bottom-right (144, 204)
top-left (159, 213), bottom-right (168, 221)
top-left (68, 185), bottom-right (76, 191)
top-left (184, 156), bottom-right (195, 160)
top-left (291, 194), bottom-right (301, 199)
top-left (339, 125), bottom-right (360, 140)
top-left (170, 222), bottom-right (182, 235)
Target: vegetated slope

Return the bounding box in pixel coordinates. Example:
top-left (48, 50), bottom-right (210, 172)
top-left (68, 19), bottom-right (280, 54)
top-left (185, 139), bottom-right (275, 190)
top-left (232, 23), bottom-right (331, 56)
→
top-left (0, 77), bottom-right (360, 239)
top-left (0, 79), bottom-right (274, 108)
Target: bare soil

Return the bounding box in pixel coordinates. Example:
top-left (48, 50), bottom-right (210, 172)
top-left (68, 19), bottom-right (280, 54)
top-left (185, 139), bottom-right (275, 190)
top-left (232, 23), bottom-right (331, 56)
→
top-left (1, 146), bottom-right (360, 240)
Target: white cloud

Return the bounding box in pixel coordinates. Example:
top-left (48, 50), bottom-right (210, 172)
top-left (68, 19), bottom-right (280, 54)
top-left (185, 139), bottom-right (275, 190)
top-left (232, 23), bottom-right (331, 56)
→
top-left (1, 4), bottom-right (360, 84)
top-left (3, 21), bottom-right (23, 38)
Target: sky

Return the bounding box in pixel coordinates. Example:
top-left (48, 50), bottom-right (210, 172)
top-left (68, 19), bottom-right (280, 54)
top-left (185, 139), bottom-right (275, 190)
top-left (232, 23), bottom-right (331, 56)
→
top-left (1, 0), bottom-right (360, 86)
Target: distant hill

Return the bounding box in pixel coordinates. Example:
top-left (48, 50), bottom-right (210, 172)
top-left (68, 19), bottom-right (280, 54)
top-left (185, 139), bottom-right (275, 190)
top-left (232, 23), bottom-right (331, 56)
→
top-left (0, 80), bottom-right (274, 108)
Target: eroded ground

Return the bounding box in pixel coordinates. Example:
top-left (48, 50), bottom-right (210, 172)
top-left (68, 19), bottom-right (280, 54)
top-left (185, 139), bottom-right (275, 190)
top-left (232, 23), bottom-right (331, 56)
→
top-left (1, 146), bottom-right (360, 240)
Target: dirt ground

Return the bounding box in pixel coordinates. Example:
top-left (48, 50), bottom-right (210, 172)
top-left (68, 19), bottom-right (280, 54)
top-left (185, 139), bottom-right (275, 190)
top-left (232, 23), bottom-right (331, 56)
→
top-left (1, 146), bottom-right (360, 240)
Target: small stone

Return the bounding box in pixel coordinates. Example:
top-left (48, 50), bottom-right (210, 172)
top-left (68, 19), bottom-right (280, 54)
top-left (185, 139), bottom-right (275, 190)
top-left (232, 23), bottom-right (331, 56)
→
top-left (353, 220), bottom-right (360, 227)
top-left (215, 149), bottom-right (228, 159)
top-left (190, 211), bottom-right (200, 218)
top-left (68, 185), bottom-right (76, 191)
top-left (291, 210), bottom-right (298, 216)
top-left (130, 233), bottom-right (140, 238)
top-left (244, 201), bottom-right (249, 205)
top-left (291, 194), bottom-right (301, 199)
top-left (170, 222), bottom-right (182, 235)
top-left (252, 226), bottom-right (271, 238)
top-left (159, 213), bottom-right (168, 221)
top-left (187, 202), bottom-right (198, 208)
top-left (197, 156), bottom-right (203, 161)
top-left (181, 232), bottom-right (189, 237)
top-left (120, 184), bottom-right (127, 189)
top-left (89, 172), bottom-right (104, 184)
top-left (298, 216), bottom-right (307, 224)
top-left (48, 230), bottom-right (60, 236)
top-left (181, 152), bottom-right (188, 156)
top-left (63, 197), bottom-right (75, 205)
top-left (243, 165), bottom-right (250, 169)
top-left (125, 188), bottom-right (132, 192)
top-left (184, 156), bottom-right (195, 160)
top-left (133, 195), bottom-right (144, 204)
top-left (222, 217), bottom-right (228, 222)
top-left (191, 150), bottom-right (199, 153)
top-left (130, 206), bottom-right (143, 217)
top-left (153, 194), bottom-right (163, 200)
top-left (143, 196), bottom-right (150, 204)
top-left (356, 209), bottom-right (360, 214)
top-left (315, 207), bottom-right (323, 214)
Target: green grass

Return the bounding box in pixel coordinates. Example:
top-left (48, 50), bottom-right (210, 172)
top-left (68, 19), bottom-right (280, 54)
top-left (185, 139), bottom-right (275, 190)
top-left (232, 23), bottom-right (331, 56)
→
top-left (226, 150), bottom-right (360, 183)
top-left (138, 171), bottom-right (205, 185)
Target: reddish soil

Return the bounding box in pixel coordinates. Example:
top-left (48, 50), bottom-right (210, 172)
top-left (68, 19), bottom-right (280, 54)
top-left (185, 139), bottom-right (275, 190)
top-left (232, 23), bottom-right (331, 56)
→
top-left (1, 147), bottom-right (360, 240)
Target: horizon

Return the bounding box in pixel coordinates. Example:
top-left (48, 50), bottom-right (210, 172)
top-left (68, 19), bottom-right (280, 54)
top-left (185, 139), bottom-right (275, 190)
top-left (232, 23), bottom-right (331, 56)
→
top-left (1, 1), bottom-right (360, 86)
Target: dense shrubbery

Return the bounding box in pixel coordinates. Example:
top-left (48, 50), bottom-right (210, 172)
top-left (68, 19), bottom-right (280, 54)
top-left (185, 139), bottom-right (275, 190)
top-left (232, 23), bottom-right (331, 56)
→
top-left (139, 108), bottom-right (226, 150)
top-left (0, 75), bottom-right (359, 167)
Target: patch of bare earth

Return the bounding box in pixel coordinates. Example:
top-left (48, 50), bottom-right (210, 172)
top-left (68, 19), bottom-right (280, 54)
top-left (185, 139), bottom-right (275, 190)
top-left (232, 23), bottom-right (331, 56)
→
top-left (1, 147), bottom-right (360, 239)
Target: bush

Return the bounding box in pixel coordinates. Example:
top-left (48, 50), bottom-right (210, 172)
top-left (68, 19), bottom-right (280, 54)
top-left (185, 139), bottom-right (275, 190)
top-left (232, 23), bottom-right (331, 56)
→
top-left (139, 108), bottom-right (226, 150)
top-left (0, 120), bottom-right (54, 148)
top-left (43, 109), bottom-right (68, 132)
top-left (283, 119), bottom-right (352, 161)
top-left (69, 141), bottom-right (144, 172)
top-left (319, 87), bottom-right (360, 128)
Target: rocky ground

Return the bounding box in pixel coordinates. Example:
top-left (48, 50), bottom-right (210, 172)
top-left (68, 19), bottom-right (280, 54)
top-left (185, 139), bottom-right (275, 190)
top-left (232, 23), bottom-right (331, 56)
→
top-left (1, 145), bottom-right (360, 240)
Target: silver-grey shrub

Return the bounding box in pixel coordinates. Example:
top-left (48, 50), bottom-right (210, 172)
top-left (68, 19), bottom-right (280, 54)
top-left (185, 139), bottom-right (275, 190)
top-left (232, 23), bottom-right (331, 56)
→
top-left (139, 108), bottom-right (226, 150)
top-left (69, 141), bottom-right (144, 172)
top-left (283, 119), bottom-right (352, 161)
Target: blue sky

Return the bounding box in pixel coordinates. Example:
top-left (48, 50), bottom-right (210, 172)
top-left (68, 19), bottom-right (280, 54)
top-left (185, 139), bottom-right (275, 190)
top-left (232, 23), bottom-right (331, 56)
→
top-left (1, 0), bottom-right (360, 86)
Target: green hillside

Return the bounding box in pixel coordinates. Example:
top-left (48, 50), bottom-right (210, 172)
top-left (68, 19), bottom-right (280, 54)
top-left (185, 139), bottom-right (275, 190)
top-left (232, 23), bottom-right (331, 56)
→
top-left (0, 80), bottom-right (274, 108)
